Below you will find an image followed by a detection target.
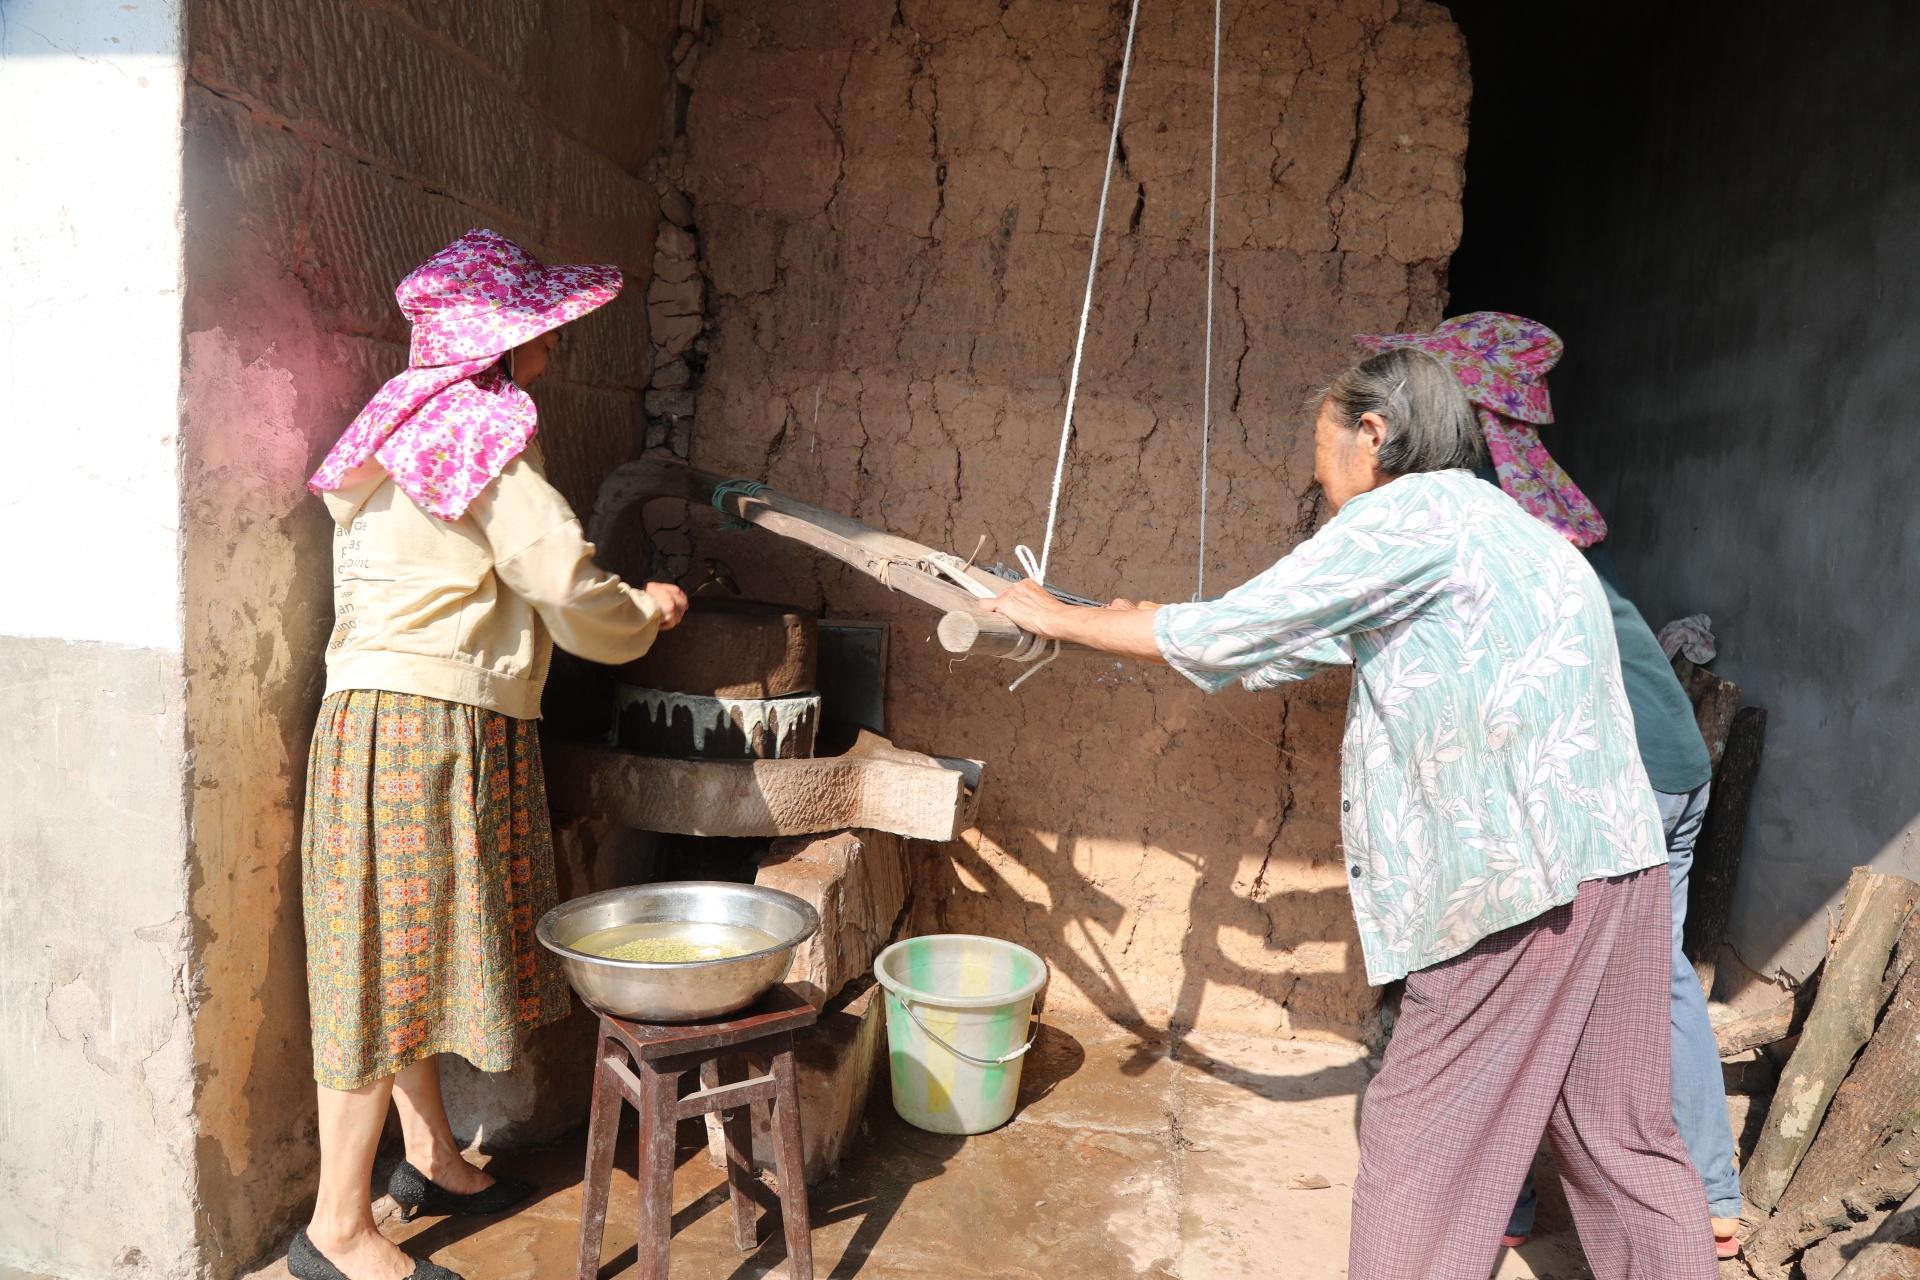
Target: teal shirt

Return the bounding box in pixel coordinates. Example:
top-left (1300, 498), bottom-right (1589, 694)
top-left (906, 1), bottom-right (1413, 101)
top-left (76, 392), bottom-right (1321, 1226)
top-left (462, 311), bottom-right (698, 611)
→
top-left (1467, 463), bottom-right (1712, 794)
top-left (1581, 546), bottom-right (1713, 794)
top-left (1154, 470), bottom-right (1668, 984)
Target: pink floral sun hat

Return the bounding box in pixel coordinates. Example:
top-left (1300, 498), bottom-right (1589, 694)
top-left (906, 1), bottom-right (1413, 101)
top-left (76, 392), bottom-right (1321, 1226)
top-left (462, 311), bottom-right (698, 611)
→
top-left (309, 229), bottom-right (622, 521)
top-left (1354, 311), bottom-right (1608, 548)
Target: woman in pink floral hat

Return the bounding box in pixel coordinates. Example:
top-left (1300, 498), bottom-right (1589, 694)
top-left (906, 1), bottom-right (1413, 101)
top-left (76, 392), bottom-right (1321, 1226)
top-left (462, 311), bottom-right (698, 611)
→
top-left (292, 229), bottom-right (688, 1280)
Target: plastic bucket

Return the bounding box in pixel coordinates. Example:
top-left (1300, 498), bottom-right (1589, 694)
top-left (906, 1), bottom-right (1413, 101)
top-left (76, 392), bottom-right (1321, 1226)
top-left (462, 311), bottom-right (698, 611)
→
top-left (874, 934), bottom-right (1049, 1135)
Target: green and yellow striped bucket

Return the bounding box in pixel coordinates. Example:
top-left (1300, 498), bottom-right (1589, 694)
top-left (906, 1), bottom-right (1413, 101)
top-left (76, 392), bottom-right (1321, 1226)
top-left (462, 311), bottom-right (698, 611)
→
top-left (874, 934), bottom-right (1048, 1135)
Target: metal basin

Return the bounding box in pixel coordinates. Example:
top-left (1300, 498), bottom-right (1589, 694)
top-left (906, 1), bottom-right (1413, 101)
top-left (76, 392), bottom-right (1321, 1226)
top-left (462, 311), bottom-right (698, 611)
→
top-left (537, 882), bottom-right (820, 1023)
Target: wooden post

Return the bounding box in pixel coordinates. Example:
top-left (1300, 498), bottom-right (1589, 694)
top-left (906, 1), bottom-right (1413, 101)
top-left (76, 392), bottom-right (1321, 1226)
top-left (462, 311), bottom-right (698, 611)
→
top-left (1742, 869), bottom-right (1920, 1215)
top-left (636, 1061), bottom-right (682, 1280)
top-left (768, 1035), bottom-right (815, 1280)
top-left (575, 1027), bottom-right (626, 1280)
top-left (1684, 705), bottom-right (1768, 991)
top-left (1749, 909), bottom-right (1920, 1274)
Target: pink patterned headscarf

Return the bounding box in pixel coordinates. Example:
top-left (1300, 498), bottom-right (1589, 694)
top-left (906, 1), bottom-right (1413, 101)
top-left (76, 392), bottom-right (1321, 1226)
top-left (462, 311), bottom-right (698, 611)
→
top-left (309, 229), bottom-right (622, 521)
top-left (1354, 311), bottom-right (1609, 548)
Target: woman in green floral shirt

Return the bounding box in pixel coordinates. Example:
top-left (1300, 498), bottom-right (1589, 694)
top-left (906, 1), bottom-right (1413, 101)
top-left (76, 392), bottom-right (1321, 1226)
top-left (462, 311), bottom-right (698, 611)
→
top-left (985, 347), bottom-right (1719, 1280)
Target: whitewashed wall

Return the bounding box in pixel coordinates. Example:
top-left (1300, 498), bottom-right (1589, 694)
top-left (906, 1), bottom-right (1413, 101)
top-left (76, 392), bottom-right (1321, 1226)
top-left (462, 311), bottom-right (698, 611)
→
top-left (0, 0), bottom-right (185, 648)
top-left (0, 3), bottom-right (198, 1277)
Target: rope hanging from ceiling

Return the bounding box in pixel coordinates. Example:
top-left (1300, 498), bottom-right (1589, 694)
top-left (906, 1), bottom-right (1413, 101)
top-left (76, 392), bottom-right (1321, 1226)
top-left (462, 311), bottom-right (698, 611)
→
top-left (1022, 0), bottom-right (1222, 608)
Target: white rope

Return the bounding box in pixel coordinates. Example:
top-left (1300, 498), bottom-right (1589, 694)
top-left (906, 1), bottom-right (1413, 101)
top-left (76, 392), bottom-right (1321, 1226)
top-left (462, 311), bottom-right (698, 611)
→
top-left (1003, 543), bottom-right (1063, 691)
top-left (1037, 0), bottom-right (1144, 584)
top-left (1196, 0), bottom-right (1220, 603)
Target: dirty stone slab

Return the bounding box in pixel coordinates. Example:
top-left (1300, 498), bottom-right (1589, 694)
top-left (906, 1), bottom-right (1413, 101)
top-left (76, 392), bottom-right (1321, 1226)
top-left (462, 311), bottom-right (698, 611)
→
top-left (237, 1012), bottom-right (1597, 1280)
top-left (1170, 1027), bottom-right (1370, 1280)
top-left (1010, 1017), bottom-right (1182, 1136)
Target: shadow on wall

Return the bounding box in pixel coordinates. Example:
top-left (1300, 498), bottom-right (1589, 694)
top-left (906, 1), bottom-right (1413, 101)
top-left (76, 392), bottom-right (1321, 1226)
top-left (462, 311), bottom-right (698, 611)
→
top-left (919, 820), bottom-right (1373, 1059)
top-left (663, 509), bottom-right (1377, 1047)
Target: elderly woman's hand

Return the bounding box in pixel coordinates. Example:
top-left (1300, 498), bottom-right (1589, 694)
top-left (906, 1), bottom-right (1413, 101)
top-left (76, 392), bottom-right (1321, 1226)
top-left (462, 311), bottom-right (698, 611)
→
top-left (644, 581), bottom-right (690, 630)
top-left (978, 578), bottom-right (1077, 638)
top-left (978, 579), bottom-right (1169, 664)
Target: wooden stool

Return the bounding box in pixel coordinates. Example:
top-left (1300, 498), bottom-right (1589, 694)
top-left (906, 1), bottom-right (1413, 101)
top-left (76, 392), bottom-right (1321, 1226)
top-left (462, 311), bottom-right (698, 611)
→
top-left (575, 986), bottom-right (818, 1280)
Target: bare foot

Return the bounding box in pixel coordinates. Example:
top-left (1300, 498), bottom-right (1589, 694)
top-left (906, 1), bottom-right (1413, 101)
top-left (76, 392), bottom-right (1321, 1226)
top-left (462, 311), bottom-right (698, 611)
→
top-left (407, 1147), bottom-right (495, 1197)
top-left (306, 1222), bottom-right (418, 1280)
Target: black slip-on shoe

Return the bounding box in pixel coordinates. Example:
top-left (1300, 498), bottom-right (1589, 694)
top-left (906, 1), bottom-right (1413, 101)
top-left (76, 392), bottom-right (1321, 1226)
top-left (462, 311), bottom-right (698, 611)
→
top-left (386, 1159), bottom-right (534, 1223)
top-left (288, 1228), bottom-right (466, 1280)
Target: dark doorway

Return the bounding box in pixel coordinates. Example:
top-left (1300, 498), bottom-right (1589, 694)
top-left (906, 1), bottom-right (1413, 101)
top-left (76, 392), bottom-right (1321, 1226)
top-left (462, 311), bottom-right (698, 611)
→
top-left (1440, 1), bottom-right (1920, 982)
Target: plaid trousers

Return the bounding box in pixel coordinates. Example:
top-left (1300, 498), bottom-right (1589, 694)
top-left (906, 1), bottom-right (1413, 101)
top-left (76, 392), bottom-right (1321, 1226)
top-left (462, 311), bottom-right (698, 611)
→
top-left (1349, 868), bottom-right (1719, 1280)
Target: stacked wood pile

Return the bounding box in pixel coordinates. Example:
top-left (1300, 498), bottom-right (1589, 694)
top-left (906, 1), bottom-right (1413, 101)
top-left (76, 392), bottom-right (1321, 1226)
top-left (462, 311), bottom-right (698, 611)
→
top-left (1733, 870), bottom-right (1920, 1279)
top-left (1664, 658), bottom-right (1919, 1274)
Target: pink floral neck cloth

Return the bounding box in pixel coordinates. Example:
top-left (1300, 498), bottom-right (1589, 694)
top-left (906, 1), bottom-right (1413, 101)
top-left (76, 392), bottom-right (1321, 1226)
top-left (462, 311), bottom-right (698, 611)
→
top-left (1353, 311), bottom-right (1609, 547)
top-left (309, 228), bottom-right (622, 521)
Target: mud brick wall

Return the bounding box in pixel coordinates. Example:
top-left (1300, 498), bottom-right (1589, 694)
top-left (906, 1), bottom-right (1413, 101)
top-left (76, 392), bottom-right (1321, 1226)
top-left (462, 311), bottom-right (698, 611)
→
top-left (675, 0), bottom-right (1468, 1037)
top-left (177, 1), bottom-right (677, 1264)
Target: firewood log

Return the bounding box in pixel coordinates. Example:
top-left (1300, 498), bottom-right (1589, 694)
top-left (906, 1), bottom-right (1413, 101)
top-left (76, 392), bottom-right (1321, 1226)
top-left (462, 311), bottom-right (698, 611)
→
top-left (1881, 910), bottom-right (1920, 1010)
top-left (1834, 1184), bottom-right (1920, 1279)
top-left (1685, 706), bottom-right (1769, 992)
top-left (1714, 978), bottom-right (1818, 1057)
top-left (1845, 1120), bottom-right (1920, 1219)
top-left (1748, 909), bottom-right (1920, 1275)
top-left (1744, 869), bottom-right (1920, 1216)
top-left (1671, 654), bottom-right (1742, 767)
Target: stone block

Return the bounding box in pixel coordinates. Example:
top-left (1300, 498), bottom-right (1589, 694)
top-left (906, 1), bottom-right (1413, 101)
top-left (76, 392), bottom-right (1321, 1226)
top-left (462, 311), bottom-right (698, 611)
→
top-left (184, 86), bottom-right (310, 280)
top-left (668, 418), bottom-right (692, 458)
top-left (301, 147), bottom-right (490, 341)
top-left (194, 0), bottom-right (550, 225)
top-left (374, 0), bottom-right (672, 171)
top-left (651, 357), bottom-right (691, 390)
top-left (650, 307), bottom-right (703, 355)
top-left (757, 830), bottom-right (910, 1007)
top-left (543, 738), bottom-right (982, 842)
top-left (645, 389), bottom-right (696, 418)
top-left (658, 183), bottom-right (696, 228)
top-left (545, 136), bottom-right (658, 278)
top-left (655, 251), bottom-right (702, 284)
top-left (0, 637), bottom-right (198, 1274)
top-left (552, 291), bottom-right (652, 392)
top-left (527, 381), bottom-right (641, 515)
top-left (675, 39), bottom-right (703, 85)
top-left (657, 221), bottom-right (699, 260)
top-left (745, 979), bottom-right (887, 1184)
top-left (519, 5), bottom-right (673, 172)
top-left (648, 273), bottom-right (705, 314)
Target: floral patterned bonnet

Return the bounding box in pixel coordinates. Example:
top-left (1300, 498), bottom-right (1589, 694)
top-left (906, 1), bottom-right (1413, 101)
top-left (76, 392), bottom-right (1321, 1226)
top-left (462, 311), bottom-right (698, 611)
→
top-left (1353, 311), bottom-right (1608, 547)
top-left (309, 228), bottom-right (622, 520)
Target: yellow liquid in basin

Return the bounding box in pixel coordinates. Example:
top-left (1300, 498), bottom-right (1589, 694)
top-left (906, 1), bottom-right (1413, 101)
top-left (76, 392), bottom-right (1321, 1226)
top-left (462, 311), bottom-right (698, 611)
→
top-left (572, 920), bottom-right (779, 964)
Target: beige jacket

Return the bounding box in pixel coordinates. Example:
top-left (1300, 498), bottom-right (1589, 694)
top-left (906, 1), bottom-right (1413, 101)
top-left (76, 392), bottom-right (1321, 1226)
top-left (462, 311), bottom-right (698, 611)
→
top-left (320, 447), bottom-right (661, 718)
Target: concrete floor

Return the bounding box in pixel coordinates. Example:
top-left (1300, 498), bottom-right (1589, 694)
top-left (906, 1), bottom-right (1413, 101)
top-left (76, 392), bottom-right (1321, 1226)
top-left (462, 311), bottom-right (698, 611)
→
top-left (241, 1013), bottom-right (1602, 1280)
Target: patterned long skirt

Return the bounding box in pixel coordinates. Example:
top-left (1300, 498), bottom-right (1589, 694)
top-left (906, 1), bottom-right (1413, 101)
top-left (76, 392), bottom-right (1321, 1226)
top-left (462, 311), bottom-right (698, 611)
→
top-left (301, 690), bottom-right (571, 1090)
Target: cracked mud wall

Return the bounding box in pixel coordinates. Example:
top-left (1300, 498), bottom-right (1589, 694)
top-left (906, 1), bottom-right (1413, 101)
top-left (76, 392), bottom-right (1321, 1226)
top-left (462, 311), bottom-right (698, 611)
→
top-left (676, 0), bottom-right (1467, 1037)
top-left (178, 1), bottom-right (677, 1269)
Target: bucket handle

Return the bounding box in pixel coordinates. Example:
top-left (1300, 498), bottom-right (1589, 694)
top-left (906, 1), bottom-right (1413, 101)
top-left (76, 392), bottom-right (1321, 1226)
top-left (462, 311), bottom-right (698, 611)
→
top-left (902, 1002), bottom-right (1043, 1068)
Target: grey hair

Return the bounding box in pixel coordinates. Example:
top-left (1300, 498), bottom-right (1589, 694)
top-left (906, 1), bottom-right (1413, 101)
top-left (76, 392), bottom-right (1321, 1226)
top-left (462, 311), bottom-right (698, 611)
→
top-left (1315, 347), bottom-right (1487, 473)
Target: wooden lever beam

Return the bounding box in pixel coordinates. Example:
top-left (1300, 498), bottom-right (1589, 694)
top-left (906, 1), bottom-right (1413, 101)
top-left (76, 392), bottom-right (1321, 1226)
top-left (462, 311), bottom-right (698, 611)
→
top-left (589, 459), bottom-right (1091, 659)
